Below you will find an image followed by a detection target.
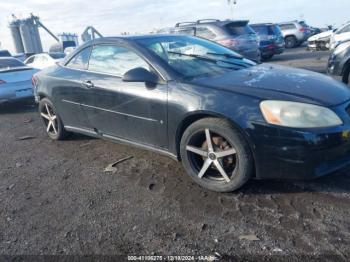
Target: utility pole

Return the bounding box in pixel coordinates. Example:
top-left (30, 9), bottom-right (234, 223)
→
top-left (227, 0), bottom-right (237, 19)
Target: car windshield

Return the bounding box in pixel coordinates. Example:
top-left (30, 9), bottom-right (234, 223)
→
top-left (225, 22), bottom-right (255, 36)
top-left (251, 25), bottom-right (269, 35)
top-left (271, 25), bottom-right (282, 36)
top-left (252, 25), bottom-right (282, 36)
top-left (137, 35), bottom-right (255, 78)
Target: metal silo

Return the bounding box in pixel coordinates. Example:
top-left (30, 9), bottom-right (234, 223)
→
top-left (9, 20), bottom-right (24, 54)
top-left (19, 17), bottom-right (43, 54)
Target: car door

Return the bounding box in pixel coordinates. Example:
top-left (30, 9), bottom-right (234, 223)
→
top-left (81, 44), bottom-right (168, 148)
top-left (51, 46), bottom-right (93, 129)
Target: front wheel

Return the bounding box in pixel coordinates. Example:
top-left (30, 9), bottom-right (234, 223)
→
top-left (262, 54), bottom-right (274, 61)
top-left (39, 98), bottom-right (68, 140)
top-left (180, 118), bottom-right (253, 192)
top-left (285, 36), bottom-right (297, 48)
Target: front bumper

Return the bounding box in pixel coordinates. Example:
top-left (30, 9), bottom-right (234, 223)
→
top-left (308, 40), bottom-right (330, 51)
top-left (260, 46), bottom-right (285, 56)
top-left (249, 101), bottom-right (350, 179)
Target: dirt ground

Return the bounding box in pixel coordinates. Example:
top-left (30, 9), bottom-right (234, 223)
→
top-left (0, 46), bottom-right (349, 261)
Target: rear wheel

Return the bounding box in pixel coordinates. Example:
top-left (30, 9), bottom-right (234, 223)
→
top-left (285, 36), bottom-right (297, 48)
top-left (262, 54), bottom-right (274, 61)
top-left (180, 118), bottom-right (253, 192)
top-left (39, 98), bottom-right (68, 140)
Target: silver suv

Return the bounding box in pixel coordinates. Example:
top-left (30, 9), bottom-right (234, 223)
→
top-left (279, 21), bottom-right (311, 48)
top-left (165, 19), bottom-right (261, 62)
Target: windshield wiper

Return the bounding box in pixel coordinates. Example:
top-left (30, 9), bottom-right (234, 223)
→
top-left (168, 51), bottom-right (217, 62)
top-left (206, 52), bottom-right (243, 60)
top-left (168, 51), bottom-right (249, 68)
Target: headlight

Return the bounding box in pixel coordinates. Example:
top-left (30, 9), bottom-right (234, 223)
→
top-left (260, 100), bottom-right (343, 128)
top-left (333, 41), bottom-right (350, 55)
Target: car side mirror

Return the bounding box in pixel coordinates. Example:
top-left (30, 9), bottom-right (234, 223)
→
top-left (122, 67), bottom-right (158, 84)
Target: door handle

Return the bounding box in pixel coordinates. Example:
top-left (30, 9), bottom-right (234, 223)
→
top-left (82, 80), bottom-right (94, 89)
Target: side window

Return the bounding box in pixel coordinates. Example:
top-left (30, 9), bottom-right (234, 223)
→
top-left (174, 27), bottom-right (196, 36)
top-left (338, 25), bottom-right (350, 34)
top-left (280, 24), bottom-right (296, 30)
top-left (88, 45), bottom-right (149, 76)
top-left (66, 47), bottom-right (91, 70)
top-left (26, 56), bottom-right (35, 64)
top-left (195, 27), bottom-right (217, 40)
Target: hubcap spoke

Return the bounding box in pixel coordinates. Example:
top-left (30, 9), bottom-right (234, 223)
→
top-left (216, 148), bottom-right (237, 158)
top-left (41, 112), bottom-right (50, 120)
top-left (186, 145), bottom-right (208, 157)
top-left (213, 160), bottom-right (231, 182)
top-left (46, 121), bottom-right (52, 132)
top-left (205, 128), bottom-right (213, 152)
top-left (45, 104), bottom-right (51, 117)
top-left (198, 158), bottom-right (212, 179)
top-left (51, 120), bottom-right (58, 134)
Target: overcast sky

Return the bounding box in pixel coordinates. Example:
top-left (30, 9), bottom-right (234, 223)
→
top-left (0, 0), bottom-right (348, 53)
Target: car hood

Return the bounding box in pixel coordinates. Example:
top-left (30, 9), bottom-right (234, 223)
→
top-left (190, 64), bottom-right (350, 107)
top-left (308, 30), bottom-right (333, 41)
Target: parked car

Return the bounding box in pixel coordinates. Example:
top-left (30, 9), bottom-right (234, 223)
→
top-left (24, 52), bottom-right (65, 69)
top-left (33, 35), bottom-right (350, 192)
top-left (0, 49), bottom-right (12, 57)
top-left (250, 23), bottom-right (285, 60)
top-left (309, 27), bottom-right (322, 36)
top-left (0, 57), bottom-right (39, 104)
top-left (279, 21), bottom-right (311, 48)
top-left (168, 19), bottom-right (260, 62)
top-left (307, 30), bottom-right (335, 51)
top-left (328, 40), bottom-right (350, 85)
top-left (330, 22), bottom-right (350, 50)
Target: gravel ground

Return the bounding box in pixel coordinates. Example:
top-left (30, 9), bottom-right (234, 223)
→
top-left (0, 47), bottom-right (349, 261)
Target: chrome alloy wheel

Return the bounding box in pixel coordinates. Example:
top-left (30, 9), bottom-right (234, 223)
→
top-left (186, 128), bottom-right (237, 183)
top-left (40, 103), bottom-right (58, 135)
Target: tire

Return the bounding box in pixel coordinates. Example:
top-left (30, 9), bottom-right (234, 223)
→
top-left (180, 118), bottom-right (253, 192)
top-left (38, 98), bottom-right (68, 140)
top-left (285, 36), bottom-right (297, 48)
top-left (262, 54), bottom-right (274, 61)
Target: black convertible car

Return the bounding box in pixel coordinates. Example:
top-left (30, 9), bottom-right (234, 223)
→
top-left (33, 35), bottom-right (350, 192)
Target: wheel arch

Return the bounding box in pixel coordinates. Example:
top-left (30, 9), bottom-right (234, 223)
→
top-left (175, 111), bottom-right (257, 177)
top-left (342, 58), bottom-right (350, 83)
top-left (284, 34), bottom-right (297, 40)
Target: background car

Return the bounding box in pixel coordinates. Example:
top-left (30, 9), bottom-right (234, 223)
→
top-left (250, 23), bottom-right (285, 60)
top-left (24, 52), bottom-right (65, 69)
top-left (0, 49), bottom-right (12, 57)
top-left (330, 22), bottom-right (350, 50)
top-left (0, 57), bottom-right (39, 104)
top-left (328, 40), bottom-right (350, 86)
top-left (307, 29), bottom-right (335, 51)
top-left (169, 19), bottom-right (261, 62)
top-left (279, 20), bottom-right (311, 48)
